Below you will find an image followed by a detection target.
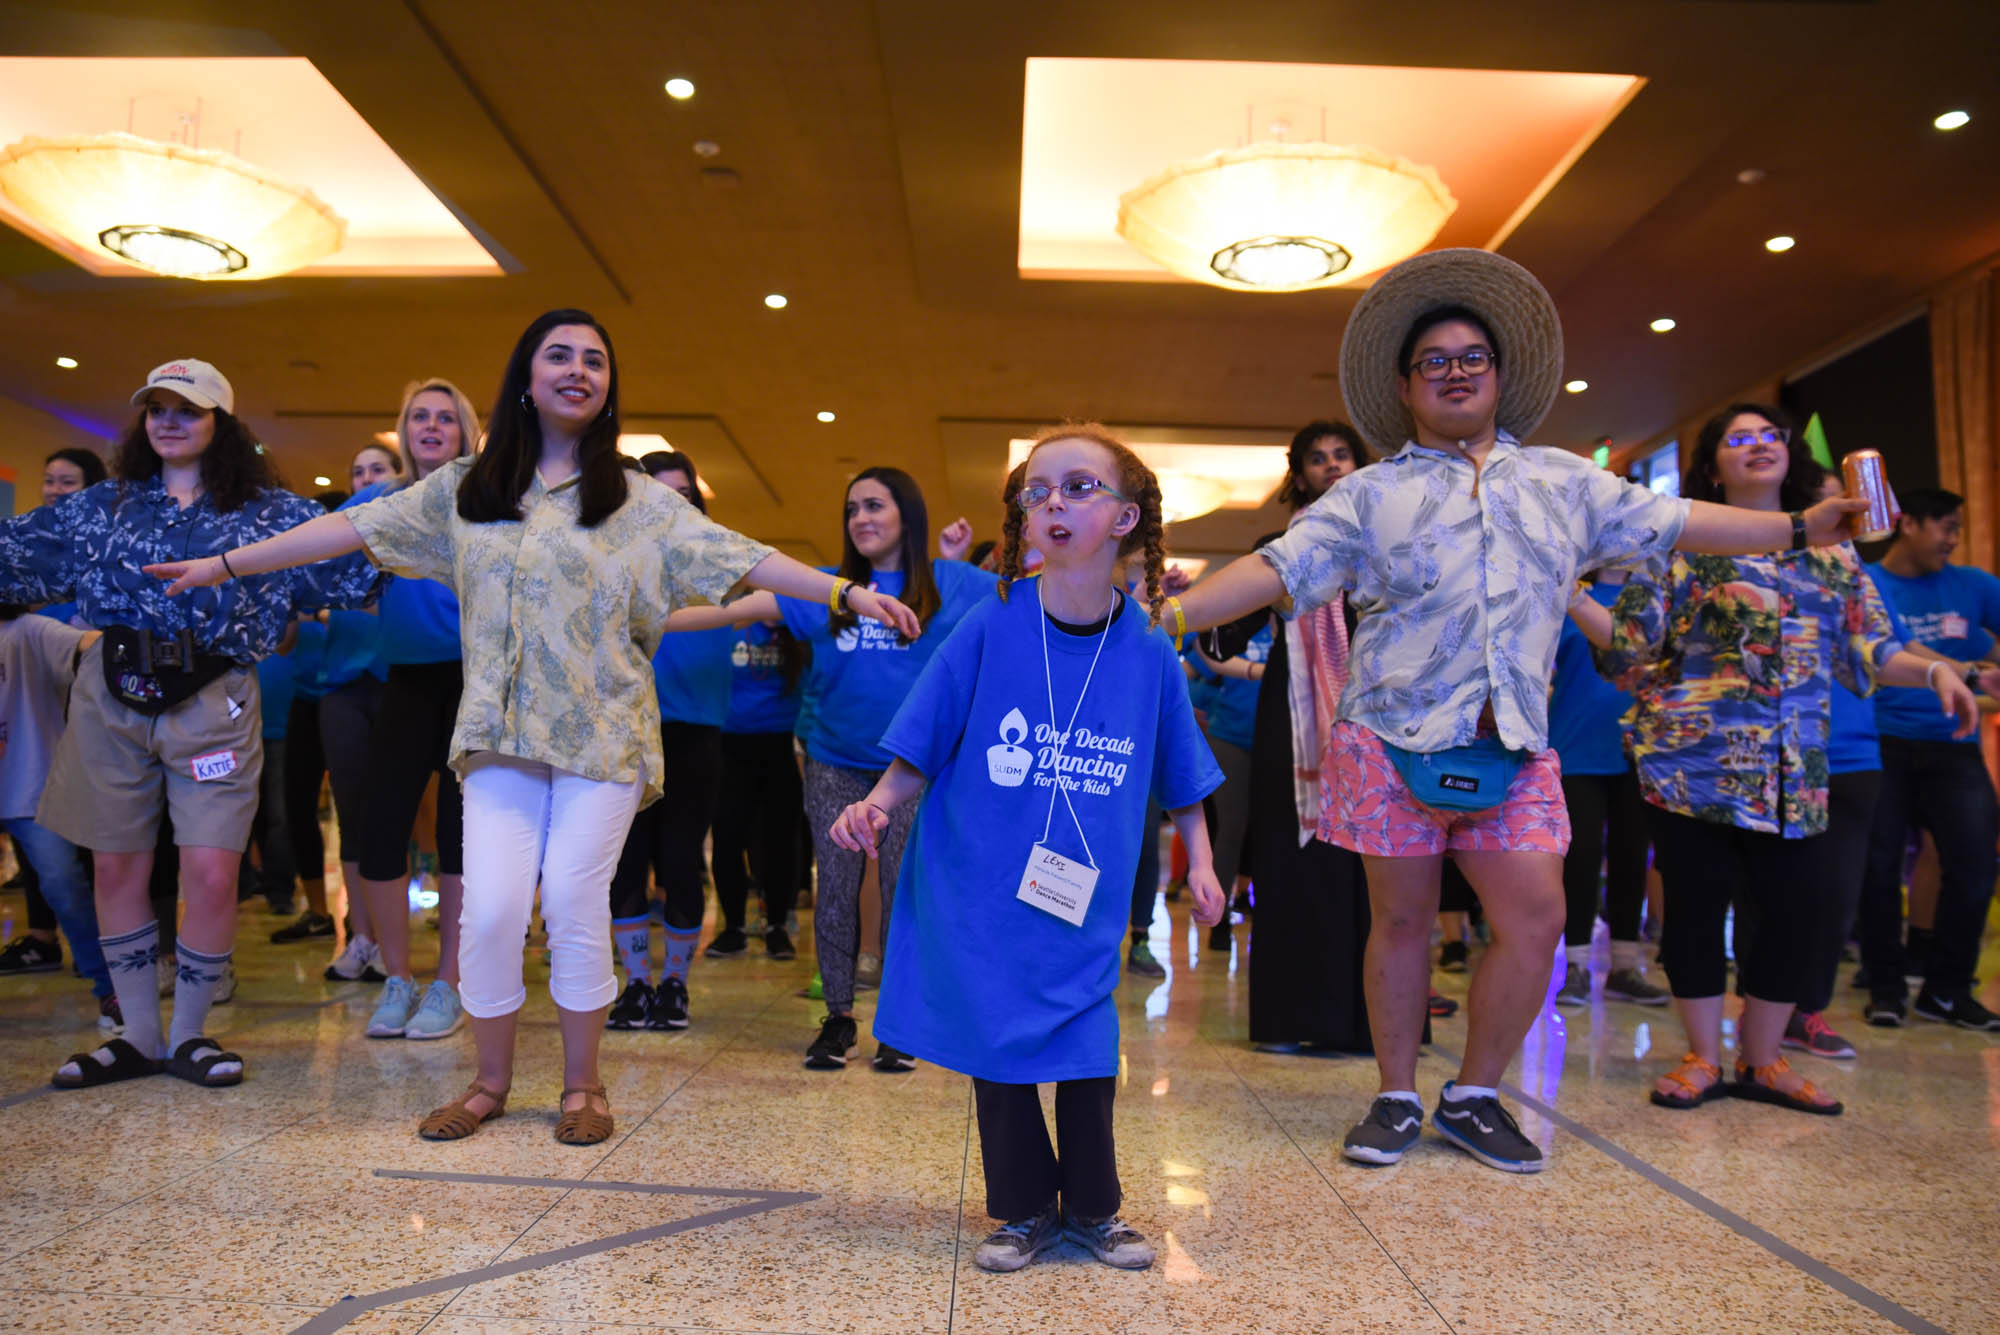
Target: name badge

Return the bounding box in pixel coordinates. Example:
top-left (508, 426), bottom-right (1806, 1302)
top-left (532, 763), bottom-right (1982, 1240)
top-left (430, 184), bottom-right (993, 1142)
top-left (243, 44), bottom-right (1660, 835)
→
top-left (191, 749), bottom-right (238, 783)
top-left (1015, 842), bottom-right (1098, 927)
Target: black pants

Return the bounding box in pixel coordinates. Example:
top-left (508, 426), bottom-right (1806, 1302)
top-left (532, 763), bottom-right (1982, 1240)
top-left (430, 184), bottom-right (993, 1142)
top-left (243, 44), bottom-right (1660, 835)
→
top-left (283, 696), bottom-right (326, 883)
top-left (1559, 770), bottom-right (1649, 947)
top-left (1130, 801), bottom-right (1161, 932)
top-left (1796, 769), bottom-right (1882, 1013)
top-left (973, 1076), bottom-right (1119, 1222)
top-left (243, 735), bottom-right (295, 899)
top-left (318, 676), bottom-right (382, 861)
top-left (710, 731), bottom-right (801, 931)
top-left (1858, 736), bottom-right (1999, 997)
top-left (609, 723), bottom-right (721, 929)
top-left (1647, 805), bottom-right (1831, 1004)
top-left (358, 662), bottom-right (465, 880)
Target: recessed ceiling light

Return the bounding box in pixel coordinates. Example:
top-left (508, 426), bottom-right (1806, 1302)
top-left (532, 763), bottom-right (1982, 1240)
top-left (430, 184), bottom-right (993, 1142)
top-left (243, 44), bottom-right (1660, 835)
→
top-left (763, 293), bottom-right (788, 309)
top-left (1765, 235), bottom-right (1796, 253)
top-left (816, 410), bottom-right (836, 423)
top-left (1650, 317), bottom-right (1677, 333)
top-left (54, 356), bottom-right (77, 369)
top-left (313, 475), bottom-right (332, 487)
top-left (664, 78), bottom-right (695, 100)
top-left (1935, 109), bottom-right (1971, 131)
top-left (1564, 379), bottom-right (1588, 394)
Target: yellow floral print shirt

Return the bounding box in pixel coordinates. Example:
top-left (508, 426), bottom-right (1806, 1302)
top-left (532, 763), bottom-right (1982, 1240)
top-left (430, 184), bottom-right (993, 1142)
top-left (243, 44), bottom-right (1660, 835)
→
top-left (346, 458), bottom-right (773, 805)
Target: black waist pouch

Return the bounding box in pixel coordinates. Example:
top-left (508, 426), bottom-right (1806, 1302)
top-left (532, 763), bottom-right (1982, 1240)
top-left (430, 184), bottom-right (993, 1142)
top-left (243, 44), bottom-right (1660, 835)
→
top-left (102, 626), bottom-right (234, 715)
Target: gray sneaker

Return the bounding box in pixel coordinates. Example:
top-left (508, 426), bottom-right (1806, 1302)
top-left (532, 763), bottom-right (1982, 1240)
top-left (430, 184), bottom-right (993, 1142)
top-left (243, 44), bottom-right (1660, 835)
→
top-left (1603, 966), bottom-right (1670, 1006)
top-left (1555, 962), bottom-right (1590, 1008)
top-left (1066, 1214), bottom-right (1156, 1269)
top-left (1432, 1084), bottom-right (1545, 1174)
top-left (366, 976), bottom-right (419, 1038)
top-left (324, 935), bottom-right (385, 982)
top-left (404, 979), bottom-right (466, 1040)
top-left (1126, 940), bottom-right (1166, 978)
top-left (1341, 1095), bottom-right (1425, 1165)
top-left (973, 1202), bottom-right (1061, 1272)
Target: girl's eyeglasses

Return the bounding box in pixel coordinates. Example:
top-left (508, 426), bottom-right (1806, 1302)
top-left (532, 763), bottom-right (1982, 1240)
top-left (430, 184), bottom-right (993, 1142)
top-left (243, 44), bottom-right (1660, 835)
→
top-left (1017, 477), bottom-right (1126, 510)
top-left (1722, 426), bottom-right (1790, 449)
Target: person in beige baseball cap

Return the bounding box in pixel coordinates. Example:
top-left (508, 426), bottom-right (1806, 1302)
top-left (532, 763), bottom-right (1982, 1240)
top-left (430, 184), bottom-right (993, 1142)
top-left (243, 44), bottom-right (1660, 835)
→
top-left (1171, 247), bottom-right (1873, 1176)
top-left (130, 358), bottom-right (234, 416)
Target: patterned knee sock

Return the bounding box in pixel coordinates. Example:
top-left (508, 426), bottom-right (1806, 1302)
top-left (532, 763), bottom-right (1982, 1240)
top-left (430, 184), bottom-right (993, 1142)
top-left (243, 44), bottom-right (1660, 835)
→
top-left (167, 942), bottom-right (231, 1054)
top-left (613, 918), bottom-right (653, 985)
top-left (661, 924), bottom-right (700, 984)
top-left (101, 922), bottom-right (164, 1059)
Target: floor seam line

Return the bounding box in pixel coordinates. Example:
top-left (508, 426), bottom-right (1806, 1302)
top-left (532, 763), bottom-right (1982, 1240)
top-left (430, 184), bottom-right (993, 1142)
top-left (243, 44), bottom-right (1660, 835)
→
top-left (944, 1076), bottom-right (972, 1334)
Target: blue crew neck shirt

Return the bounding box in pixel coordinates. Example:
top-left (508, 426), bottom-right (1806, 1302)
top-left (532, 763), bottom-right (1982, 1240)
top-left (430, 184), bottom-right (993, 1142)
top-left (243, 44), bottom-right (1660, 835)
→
top-left (724, 621), bottom-right (804, 735)
top-left (652, 624), bottom-right (735, 727)
top-left (1866, 562), bottom-right (2000, 742)
top-left (1549, 582), bottom-right (1633, 776)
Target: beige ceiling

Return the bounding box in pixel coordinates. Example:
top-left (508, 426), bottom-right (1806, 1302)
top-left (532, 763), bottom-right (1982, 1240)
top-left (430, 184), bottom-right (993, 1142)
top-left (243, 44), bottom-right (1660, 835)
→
top-left (2, 0), bottom-right (1998, 569)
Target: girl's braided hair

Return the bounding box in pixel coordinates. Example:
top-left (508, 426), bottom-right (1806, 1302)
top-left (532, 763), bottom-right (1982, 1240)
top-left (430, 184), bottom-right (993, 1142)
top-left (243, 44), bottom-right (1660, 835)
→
top-left (996, 423), bottom-right (1169, 626)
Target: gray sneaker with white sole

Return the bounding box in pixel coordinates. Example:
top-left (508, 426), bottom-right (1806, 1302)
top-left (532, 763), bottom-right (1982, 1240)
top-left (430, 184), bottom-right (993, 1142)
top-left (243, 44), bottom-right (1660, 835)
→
top-left (1341, 1095), bottom-right (1426, 1165)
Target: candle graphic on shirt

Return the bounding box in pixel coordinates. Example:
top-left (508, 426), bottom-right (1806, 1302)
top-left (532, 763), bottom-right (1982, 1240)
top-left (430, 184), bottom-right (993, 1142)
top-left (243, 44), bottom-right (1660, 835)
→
top-left (987, 707), bottom-right (1032, 786)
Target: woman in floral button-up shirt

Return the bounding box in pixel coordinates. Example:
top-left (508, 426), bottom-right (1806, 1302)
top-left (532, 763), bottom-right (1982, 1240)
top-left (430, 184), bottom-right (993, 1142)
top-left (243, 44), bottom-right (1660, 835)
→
top-left (154, 309), bottom-right (918, 1145)
top-left (1574, 402), bottom-right (1975, 1118)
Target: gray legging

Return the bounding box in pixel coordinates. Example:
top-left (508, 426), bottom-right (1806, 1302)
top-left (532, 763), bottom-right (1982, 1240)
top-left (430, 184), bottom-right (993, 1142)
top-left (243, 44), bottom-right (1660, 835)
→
top-left (804, 757), bottom-right (916, 1012)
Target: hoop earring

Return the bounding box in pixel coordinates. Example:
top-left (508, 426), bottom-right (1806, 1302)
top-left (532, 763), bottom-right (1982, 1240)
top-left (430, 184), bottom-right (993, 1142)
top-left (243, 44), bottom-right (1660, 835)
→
top-left (520, 391), bottom-right (533, 413)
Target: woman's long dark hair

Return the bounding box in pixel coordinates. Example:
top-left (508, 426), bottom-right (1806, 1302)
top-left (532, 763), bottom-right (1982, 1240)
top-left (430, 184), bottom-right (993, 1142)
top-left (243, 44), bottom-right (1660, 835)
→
top-left (834, 466), bottom-right (938, 637)
top-left (46, 447), bottom-right (108, 488)
top-left (641, 450), bottom-right (706, 513)
top-left (1684, 401), bottom-right (1824, 512)
top-left (111, 405), bottom-right (283, 513)
top-left (1277, 420), bottom-right (1371, 511)
top-left (458, 309), bottom-right (628, 527)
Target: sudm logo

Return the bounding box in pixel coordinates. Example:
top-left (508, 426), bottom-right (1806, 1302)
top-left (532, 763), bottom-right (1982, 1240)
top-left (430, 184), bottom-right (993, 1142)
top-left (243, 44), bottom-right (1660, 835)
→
top-left (986, 707), bottom-right (1031, 786)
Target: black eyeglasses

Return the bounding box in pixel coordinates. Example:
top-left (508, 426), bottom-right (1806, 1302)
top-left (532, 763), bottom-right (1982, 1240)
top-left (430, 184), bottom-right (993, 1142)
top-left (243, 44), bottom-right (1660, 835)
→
top-left (1406, 349), bottom-right (1496, 380)
top-left (1017, 477), bottom-right (1125, 510)
top-left (1721, 426), bottom-right (1790, 449)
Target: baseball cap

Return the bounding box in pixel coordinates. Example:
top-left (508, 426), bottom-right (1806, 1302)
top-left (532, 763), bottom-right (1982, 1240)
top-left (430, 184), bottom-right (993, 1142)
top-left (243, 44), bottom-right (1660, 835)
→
top-left (130, 359), bottom-right (234, 415)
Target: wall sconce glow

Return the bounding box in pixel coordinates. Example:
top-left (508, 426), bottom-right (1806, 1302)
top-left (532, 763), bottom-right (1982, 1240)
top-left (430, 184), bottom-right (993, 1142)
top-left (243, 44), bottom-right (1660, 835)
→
top-left (1764, 235), bottom-right (1796, 253)
top-left (54, 356), bottom-right (77, 368)
top-left (1649, 317), bottom-right (1677, 333)
top-left (816, 410), bottom-right (836, 423)
top-left (313, 475), bottom-right (332, 487)
top-left (1934, 110), bottom-right (1970, 131)
top-left (763, 293), bottom-right (788, 309)
top-left (1564, 379), bottom-right (1588, 394)
top-left (664, 78), bottom-right (695, 100)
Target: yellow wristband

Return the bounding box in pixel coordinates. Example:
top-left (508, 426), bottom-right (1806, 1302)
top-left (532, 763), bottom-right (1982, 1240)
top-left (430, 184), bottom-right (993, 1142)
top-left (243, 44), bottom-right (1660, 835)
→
top-left (1168, 596), bottom-right (1187, 641)
top-left (828, 577), bottom-right (849, 613)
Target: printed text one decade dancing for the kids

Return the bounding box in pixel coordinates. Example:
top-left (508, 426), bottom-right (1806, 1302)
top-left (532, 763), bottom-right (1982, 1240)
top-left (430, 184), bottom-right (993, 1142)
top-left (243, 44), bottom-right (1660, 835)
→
top-left (1029, 721), bottom-right (1132, 795)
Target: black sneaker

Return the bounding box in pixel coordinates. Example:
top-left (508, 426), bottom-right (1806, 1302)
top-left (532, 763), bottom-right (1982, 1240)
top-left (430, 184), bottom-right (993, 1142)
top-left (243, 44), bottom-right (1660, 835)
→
top-left (269, 911), bottom-right (336, 944)
top-left (1431, 1085), bottom-right (1545, 1173)
top-left (704, 928), bottom-right (749, 959)
top-left (872, 1042), bottom-right (917, 1073)
top-left (1438, 940), bottom-right (1470, 973)
top-left (650, 976), bottom-right (691, 1030)
top-left (1065, 1213), bottom-right (1156, 1269)
top-left (1207, 923), bottom-right (1232, 953)
top-left (1912, 988), bottom-right (2000, 1031)
top-left (1341, 1095), bottom-right (1426, 1165)
top-left (764, 925), bottom-right (796, 960)
top-left (973, 1202), bottom-right (1061, 1272)
top-left (0, 935), bottom-right (62, 974)
top-left (1865, 992), bottom-right (1908, 1027)
top-left (804, 1014), bottom-right (859, 1069)
top-left (1126, 939), bottom-right (1166, 978)
top-left (605, 979), bottom-right (652, 1030)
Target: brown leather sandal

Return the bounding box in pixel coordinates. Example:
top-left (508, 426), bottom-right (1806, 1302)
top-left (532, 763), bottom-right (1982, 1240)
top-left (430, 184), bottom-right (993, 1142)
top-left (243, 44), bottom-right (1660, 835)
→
top-left (554, 1083), bottom-right (613, 1145)
top-left (418, 1082), bottom-right (509, 1140)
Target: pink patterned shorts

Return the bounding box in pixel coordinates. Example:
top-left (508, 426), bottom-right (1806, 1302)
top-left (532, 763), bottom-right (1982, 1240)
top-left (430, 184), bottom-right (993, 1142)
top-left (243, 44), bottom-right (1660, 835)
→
top-left (1319, 720), bottom-right (1571, 858)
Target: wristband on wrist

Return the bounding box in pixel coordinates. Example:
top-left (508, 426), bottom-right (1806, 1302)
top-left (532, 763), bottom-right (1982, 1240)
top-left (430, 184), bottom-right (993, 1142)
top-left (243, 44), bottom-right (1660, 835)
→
top-left (828, 577), bottom-right (850, 613)
top-left (219, 551), bottom-right (238, 579)
top-left (1168, 596), bottom-right (1187, 641)
top-left (1789, 510), bottom-right (1808, 551)
top-left (1927, 659), bottom-right (1945, 690)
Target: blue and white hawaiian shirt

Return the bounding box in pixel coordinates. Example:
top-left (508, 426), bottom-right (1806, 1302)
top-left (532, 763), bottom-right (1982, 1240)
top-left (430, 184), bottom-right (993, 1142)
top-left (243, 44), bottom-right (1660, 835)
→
top-left (0, 479), bottom-right (382, 663)
top-left (1258, 432), bottom-right (1690, 755)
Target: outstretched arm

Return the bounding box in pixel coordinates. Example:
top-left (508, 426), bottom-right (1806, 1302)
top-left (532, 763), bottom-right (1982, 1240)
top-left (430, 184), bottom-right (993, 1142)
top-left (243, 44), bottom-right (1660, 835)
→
top-left (1676, 496), bottom-right (1867, 555)
top-left (1172, 554), bottom-right (1287, 632)
top-left (828, 758), bottom-right (929, 856)
top-left (739, 553), bottom-right (918, 639)
top-left (666, 591), bottom-right (781, 631)
top-left (147, 512), bottom-right (365, 593)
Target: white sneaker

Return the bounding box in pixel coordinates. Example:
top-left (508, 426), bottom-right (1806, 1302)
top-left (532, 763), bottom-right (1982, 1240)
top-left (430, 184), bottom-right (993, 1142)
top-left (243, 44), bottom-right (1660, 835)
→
top-left (324, 935), bottom-right (384, 982)
top-left (403, 979), bottom-right (466, 1040)
top-left (214, 961), bottom-right (237, 1004)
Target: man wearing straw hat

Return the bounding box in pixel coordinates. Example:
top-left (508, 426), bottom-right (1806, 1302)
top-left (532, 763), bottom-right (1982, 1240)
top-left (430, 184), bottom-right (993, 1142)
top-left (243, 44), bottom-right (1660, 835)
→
top-left (1175, 248), bottom-right (1866, 1174)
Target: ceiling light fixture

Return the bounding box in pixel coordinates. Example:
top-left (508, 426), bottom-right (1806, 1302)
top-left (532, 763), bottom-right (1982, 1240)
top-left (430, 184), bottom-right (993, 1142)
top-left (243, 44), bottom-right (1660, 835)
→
top-left (1565, 379), bottom-right (1588, 394)
top-left (763, 293), bottom-right (788, 309)
top-left (0, 132), bottom-right (346, 280)
top-left (1934, 110), bottom-right (1970, 131)
top-left (313, 475), bottom-right (332, 487)
top-left (816, 411), bottom-right (836, 423)
top-left (1650, 317), bottom-right (1677, 333)
top-left (1764, 235), bottom-right (1796, 253)
top-left (664, 78), bottom-right (695, 100)
top-left (1116, 141), bottom-right (1456, 293)
top-left (54, 356), bottom-right (77, 369)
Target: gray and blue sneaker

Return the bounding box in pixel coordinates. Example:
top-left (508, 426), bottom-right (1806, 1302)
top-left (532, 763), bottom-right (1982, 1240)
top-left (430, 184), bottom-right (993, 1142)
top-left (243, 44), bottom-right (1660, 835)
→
top-left (404, 979), bottom-right (466, 1040)
top-left (1431, 1083), bottom-right (1545, 1173)
top-left (973, 1202), bottom-right (1062, 1272)
top-left (1341, 1095), bottom-right (1425, 1165)
top-left (1066, 1213), bottom-right (1156, 1269)
top-left (366, 975), bottom-right (420, 1038)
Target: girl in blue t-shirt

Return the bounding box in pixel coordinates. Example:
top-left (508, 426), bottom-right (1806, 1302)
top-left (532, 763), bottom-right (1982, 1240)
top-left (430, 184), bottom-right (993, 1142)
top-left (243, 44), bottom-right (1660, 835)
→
top-left (830, 425), bottom-right (1224, 1275)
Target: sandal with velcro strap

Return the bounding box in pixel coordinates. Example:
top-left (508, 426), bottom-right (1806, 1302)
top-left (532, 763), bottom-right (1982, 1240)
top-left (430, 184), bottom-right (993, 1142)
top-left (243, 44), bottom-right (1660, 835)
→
top-left (51, 1037), bottom-right (164, 1089)
top-left (1731, 1056), bottom-right (1843, 1116)
top-left (1649, 1053), bottom-right (1725, 1110)
top-left (166, 1036), bottom-right (244, 1087)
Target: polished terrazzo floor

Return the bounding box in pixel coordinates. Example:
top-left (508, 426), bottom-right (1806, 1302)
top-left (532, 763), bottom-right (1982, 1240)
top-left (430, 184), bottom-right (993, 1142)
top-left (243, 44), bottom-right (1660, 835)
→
top-left (0, 875), bottom-right (1996, 1335)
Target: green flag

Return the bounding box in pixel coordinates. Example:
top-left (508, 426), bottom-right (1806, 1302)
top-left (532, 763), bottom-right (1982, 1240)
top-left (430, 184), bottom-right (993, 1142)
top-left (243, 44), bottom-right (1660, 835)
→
top-left (1804, 412), bottom-right (1834, 470)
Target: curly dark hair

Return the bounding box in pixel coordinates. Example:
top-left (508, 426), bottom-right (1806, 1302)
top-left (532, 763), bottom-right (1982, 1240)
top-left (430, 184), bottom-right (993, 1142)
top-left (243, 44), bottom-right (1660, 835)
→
top-left (834, 466), bottom-right (939, 639)
top-left (997, 423), bottom-right (1168, 626)
top-left (1684, 401), bottom-right (1824, 512)
top-left (1277, 420), bottom-right (1371, 511)
top-left (45, 447), bottom-right (108, 488)
top-left (111, 403), bottom-right (284, 512)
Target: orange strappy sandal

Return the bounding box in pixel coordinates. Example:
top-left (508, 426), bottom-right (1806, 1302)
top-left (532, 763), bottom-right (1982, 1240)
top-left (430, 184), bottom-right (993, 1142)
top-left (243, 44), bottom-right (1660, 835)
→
top-left (1732, 1057), bottom-right (1843, 1116)
top-left (418, 1082), bottom-right (509, 1140)
top-left (1649, 1053), bottom-right (1725, 1109)
top-left (554, 1083), bottom-right (613, 1145)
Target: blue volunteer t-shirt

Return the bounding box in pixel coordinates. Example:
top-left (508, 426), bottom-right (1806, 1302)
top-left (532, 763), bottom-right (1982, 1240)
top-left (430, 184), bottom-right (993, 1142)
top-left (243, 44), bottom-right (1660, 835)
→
top-left (779, 558), bottom-right (991, 771)
top-left (1867, 562), bottom-right (2000, 742)
top-left (724, 621), bottom-right (803, 735)
top-left (653, 624), bottom-right (735, 727)
top-left (1549, 583), bottom-right (1632, 776)
top-left (871, 583), bottom-right (1222, 1084)
top-left (376, 575), bottom-right (461, 666)
top-left (1829, 589), bottom-right (1907, 774)
top-left (1186, 626), bottom-right (1270, 751)
top-left (256, 652), bottom-right (295, 740)
top-left (287, 618), bottom-right (329, 701)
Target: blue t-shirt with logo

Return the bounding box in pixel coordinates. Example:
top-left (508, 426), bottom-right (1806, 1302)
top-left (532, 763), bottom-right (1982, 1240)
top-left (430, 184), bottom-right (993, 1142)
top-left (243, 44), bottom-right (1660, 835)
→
top-left (871, 584), bottom-right (1222, 1083)
top-left (377, 575), bottom-right (461, 666)
top-left (1549, 583), bottom-right (1632, 776)
top-left (1867, 562), bottom-right (2000, 742)
top-left (779, 558), bottom-right (991, 771)
top-left (652, 624), bottom-right (735, 728)
top-left (724, 621), bottom-right (803, 735)
top-left (1185, 626), bottom-right (1270, 751)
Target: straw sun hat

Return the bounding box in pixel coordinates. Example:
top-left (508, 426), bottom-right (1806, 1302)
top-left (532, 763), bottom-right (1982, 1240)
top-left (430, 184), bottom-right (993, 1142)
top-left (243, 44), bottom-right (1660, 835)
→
top-left (1337, 248), bottom-right (1563, 458)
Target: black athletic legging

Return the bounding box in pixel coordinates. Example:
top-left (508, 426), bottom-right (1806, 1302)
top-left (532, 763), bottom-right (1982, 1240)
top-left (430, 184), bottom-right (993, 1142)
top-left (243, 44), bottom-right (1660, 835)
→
top-left (283, 694), bottom-right (326, 881)
top-left (608, 722), bottom-right (722, 928)
top-left (356, 661), bottom-right (465, 881)
top-left (709, 730), bottom-right (802, 933)
top-left (1559, 770), bottom-right (1650, 947)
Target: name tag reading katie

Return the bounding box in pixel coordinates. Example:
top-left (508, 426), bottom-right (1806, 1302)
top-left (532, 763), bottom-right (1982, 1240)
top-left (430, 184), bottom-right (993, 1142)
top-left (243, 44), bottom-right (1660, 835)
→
top-left (1016, 843), bottom-right (1098, 926)
top-left (191, 749), bottom-right (238, 783)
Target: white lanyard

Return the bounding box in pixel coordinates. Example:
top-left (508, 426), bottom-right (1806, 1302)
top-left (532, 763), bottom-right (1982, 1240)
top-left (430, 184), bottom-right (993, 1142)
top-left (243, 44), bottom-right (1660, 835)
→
top-left (1036, 580), bottom-right (1115, 870)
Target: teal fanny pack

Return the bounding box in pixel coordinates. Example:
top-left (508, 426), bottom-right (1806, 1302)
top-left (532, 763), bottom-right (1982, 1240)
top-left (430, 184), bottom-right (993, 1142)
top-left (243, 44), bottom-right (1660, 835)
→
top-left (1381, 736), bottom-right (1529, 813)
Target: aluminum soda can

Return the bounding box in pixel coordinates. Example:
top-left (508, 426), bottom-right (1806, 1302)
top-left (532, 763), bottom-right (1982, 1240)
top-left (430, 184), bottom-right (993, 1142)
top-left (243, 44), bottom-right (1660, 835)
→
top-left (1842, 449), bottom-right (1899, 542)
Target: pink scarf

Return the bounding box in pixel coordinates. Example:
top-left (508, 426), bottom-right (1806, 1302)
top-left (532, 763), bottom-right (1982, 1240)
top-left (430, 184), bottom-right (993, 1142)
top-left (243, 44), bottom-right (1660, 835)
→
top-left (1285, 585), bottom-right (1350, 847)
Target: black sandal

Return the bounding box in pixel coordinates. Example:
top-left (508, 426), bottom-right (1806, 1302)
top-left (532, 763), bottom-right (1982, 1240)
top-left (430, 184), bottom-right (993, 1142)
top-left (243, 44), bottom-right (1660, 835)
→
top-left (166, 1036), bottom-right (244, 1088)
top-left (51, 1037), bottom-right (163, 1089)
